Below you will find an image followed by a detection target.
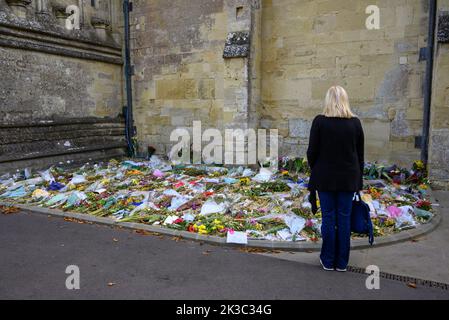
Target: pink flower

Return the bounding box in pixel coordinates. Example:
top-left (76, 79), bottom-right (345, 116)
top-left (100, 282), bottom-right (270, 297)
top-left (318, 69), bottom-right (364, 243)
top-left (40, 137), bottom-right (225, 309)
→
top-left (387, 206), bottom-right (402, 218)
top-left (305, 219), bottom-right (313, 228)
top-left (153, 169), bottom-right (164, 178)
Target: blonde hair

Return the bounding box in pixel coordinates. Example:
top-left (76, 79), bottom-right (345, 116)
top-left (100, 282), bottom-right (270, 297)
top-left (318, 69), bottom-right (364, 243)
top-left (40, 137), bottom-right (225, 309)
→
top-left (323, 86), bottom-right (356, 118)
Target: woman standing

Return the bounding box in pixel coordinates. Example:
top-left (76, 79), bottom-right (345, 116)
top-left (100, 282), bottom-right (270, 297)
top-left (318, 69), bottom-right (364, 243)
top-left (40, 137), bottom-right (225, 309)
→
top-left (307, 86), bottom-right (365, 272)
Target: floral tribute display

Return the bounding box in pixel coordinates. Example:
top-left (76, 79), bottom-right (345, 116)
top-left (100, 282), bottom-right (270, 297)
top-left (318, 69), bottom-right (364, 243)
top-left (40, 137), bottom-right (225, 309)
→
top-left (0, 157), bottom-right (434, 243)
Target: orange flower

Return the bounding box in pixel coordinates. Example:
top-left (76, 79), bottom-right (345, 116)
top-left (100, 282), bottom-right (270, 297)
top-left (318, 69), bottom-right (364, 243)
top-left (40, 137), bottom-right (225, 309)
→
top-left (126, 169), bottom-right (143, 175)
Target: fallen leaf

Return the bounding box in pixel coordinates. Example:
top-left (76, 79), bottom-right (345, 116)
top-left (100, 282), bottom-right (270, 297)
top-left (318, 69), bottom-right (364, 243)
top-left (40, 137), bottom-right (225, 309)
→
top-left (63, 217), bottom-right (92, 224)
top-left (238, 247), bottom-right (281, 254)
top-left (134, 229), bottom-right (150, 235)
top-left (0, 205), bottom-right (20, 215)
top-left (134, 229), bottom-right (159, 236)
top-left (407, 282), bottom-right (417, 289)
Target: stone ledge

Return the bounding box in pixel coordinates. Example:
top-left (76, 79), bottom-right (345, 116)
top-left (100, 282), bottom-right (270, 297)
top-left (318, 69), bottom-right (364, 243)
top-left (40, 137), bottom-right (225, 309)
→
top-left (0, 32), bottom-right (122, 64)
top-left (0, 6), bottom-right (120, 49)
top-left (1, 200), bottom-right (440, 252)
top-left (0, 11), bottom-right (122, 64)
top-left (0, 117), bottom-right (125, 128)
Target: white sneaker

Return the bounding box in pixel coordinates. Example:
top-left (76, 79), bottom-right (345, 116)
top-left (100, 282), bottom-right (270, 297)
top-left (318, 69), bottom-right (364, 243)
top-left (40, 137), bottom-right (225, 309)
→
top-left (335, 267), bottom-right (347, 272)
top-left (320, 259), bottom-right (334, 271)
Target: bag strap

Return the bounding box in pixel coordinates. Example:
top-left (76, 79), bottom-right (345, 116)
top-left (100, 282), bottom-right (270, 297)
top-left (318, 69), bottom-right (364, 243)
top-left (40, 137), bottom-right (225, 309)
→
top-left (368, 223), bottom-right (374, 245)
top-left (366, 205), bottom-right (374, 245)
top-left (358, 192), bottom-right (374, 245)
top-left (353, 191), bottom-right (362, 201)
top-left (309, 190), bottom-right (318, 215)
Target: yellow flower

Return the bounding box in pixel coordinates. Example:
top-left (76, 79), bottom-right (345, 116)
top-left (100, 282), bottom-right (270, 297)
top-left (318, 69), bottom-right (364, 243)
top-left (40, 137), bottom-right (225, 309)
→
top-left (384, 218), bottom-right (395, 227)
top-left (198, 225), bottom-right (208, 234)
top-left (414, 160), bottom-right (425, 170)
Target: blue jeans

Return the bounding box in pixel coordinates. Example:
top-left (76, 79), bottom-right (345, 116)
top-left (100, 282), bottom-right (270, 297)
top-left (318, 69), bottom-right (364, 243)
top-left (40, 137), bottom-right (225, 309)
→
top-left (318, 191), bottom-right (354, 269)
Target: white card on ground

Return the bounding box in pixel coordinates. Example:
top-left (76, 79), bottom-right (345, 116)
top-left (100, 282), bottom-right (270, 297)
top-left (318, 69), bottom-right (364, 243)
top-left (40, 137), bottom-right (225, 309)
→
top-left (226, 231), bottom-right (248, 244)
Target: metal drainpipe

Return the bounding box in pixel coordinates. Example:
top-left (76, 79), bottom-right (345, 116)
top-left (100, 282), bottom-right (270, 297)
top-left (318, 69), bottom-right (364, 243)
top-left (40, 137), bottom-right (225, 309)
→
top-left (123, 0), bottom-right (134, 156)
top-left (421, 0), bottom-right (437, 163)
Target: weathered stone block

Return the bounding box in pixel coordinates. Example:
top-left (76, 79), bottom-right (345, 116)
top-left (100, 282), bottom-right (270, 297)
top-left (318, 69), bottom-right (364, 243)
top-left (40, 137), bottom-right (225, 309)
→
top-left (395, 6), bottom-right (414, 27)
top-left (363, 120), bottom-right (391, 141)
top-left (406, 106), bottom-right (423, 121)
top-left (288, 118), bottom-right (311, 138)
top-left (199, 78), bottom-right (215, 99)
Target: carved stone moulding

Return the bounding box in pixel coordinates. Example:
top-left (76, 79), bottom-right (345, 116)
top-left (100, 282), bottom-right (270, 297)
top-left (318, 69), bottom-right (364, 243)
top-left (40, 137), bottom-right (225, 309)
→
top-left (91, 15), bottom-right (110, 40)
top-left (5, 0), bottom-right (32, 18)
top-left (51, 3), bottom-right (70, 27)
top-left (35, 0), bottom-right (51, 17)
top-left (223, 31), bottom-right (250, 58)
top-left (437, 11), bottom-right (449, 43)
top-left (91, 16), bottom-right (110, 29)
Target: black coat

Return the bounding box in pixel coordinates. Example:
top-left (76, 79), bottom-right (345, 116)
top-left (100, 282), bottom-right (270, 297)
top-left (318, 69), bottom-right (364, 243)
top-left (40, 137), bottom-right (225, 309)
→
top-left (306, 114), bottom-right (364, 192)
